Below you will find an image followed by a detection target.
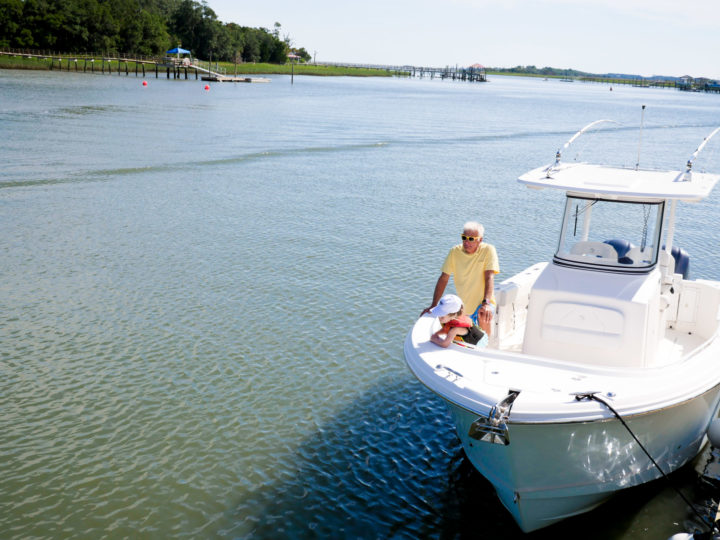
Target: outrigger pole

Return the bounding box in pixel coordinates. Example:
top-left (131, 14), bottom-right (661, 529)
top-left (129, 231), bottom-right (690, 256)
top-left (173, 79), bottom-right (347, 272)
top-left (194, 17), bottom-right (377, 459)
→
top-left (667, 126), bottom-right (720, 258)
top-left (546, 119), bottom-right (620, 177)
top-left (682, 126), bottom-right (720, 182)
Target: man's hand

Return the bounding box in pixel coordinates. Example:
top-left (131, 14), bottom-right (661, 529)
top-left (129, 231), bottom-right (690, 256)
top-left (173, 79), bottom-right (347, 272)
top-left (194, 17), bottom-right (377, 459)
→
top-left (476, 304), bottom-right (494, 335)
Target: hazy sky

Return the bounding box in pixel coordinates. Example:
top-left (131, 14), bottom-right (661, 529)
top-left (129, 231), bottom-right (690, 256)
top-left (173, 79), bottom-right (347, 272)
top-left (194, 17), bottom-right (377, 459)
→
top-left (208, 0), bottom-right (720, 79)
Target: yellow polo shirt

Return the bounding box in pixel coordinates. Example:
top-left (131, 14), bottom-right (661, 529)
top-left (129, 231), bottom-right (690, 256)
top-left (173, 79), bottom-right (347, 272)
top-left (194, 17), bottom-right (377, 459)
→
top-left (441, 243), bottom-right (500, 315)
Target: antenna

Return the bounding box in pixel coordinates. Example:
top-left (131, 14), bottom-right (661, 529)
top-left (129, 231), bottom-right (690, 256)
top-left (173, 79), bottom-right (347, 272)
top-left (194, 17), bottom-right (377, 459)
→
top-left (635, 105), bottom-right (646, 170)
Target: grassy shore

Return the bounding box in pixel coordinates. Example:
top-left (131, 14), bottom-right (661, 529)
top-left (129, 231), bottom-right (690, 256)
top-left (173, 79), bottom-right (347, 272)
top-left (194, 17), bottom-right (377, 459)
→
top-left (215, 61), bottom-right (396, 77)
top-left (0, 54), bottom-right (397, 77)
top-left (484, 69), bottom-right (680, 87)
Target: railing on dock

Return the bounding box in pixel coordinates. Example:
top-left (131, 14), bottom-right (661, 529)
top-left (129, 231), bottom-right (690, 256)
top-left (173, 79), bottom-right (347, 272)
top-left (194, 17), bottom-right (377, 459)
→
top-left (0, 48), bottom-right (229, 81)
top-left (316, 61), bottom-right (487, 82)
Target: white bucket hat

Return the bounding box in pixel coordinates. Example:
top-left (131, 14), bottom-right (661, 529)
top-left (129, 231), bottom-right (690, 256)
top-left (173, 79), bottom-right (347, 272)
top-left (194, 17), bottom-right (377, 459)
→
top-left (429, 294), bottom-right (463, 317)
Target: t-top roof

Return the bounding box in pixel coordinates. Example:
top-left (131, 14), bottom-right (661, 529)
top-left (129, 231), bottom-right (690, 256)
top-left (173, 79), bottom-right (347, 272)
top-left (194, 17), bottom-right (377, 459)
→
top-left (518, 162), bottom-right (720, 202)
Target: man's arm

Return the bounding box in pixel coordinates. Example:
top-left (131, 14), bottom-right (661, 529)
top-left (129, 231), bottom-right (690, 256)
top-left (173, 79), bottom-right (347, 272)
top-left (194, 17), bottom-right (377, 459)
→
top-left (476, 270), bottom-right (496, 334)
top-left (483, 270), bottom-right (495, 304)
top-left (421, 272), bottom-right (450, 316)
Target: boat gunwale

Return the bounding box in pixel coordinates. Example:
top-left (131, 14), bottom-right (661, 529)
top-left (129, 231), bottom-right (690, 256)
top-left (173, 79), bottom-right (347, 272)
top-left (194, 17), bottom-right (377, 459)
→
top-left (429, 375), bottom-right (720, 426)
top-left (404, 311), bottom-right (720, 423)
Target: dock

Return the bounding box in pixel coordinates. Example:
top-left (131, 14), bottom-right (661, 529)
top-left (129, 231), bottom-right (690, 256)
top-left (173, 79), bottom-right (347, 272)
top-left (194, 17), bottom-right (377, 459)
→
top-left (194, 63), bottom-right (269, 83)
top-left (0, 49), bottom-right (270, 83)
top-left (201, 75), bottom-right (270, 83)
top-left (316, 62), bottom-right (487, 82)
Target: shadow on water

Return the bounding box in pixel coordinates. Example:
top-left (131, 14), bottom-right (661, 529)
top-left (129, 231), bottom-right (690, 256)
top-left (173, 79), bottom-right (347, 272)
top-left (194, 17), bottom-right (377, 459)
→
top-left (219, 376), bottom-right (720, 539)
top-left (218, 376), bottom-right (520, 538)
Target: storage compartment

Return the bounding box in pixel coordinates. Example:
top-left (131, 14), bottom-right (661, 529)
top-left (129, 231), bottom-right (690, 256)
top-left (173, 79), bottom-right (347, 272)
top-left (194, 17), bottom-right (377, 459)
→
top-left (522, 264), bottom-right (662, 367)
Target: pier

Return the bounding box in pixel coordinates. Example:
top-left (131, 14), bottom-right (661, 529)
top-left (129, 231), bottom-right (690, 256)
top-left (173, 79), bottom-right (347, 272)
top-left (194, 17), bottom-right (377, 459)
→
top-left (408, 65), bottom-right (487, 82)
top-left (574, 75), bottom-right (720, 92)
top-left (4, 49), bottom-right (719, 92)
top-left (316, 62), bottom-right (487, 82)
top-left (0, 49), bottom-right (270, 82)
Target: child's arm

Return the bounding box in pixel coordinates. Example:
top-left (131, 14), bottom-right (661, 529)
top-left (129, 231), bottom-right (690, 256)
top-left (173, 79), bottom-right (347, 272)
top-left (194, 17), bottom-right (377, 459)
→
top-left (431, 327), bottom-right (462, 348)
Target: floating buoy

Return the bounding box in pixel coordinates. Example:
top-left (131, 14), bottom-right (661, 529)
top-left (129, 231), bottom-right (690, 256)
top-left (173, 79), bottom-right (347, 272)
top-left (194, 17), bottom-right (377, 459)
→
top-left (708, 418), bottom-right (720, 447)
top-left (142, 80), bottom-right (147, 87)
top-left (204, 84), bottom-right (210, 91)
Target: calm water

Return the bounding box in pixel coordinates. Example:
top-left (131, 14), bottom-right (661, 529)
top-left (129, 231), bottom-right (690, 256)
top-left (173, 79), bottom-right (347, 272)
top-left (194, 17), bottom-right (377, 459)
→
top-left (2, 69), bottom-right (720, 539)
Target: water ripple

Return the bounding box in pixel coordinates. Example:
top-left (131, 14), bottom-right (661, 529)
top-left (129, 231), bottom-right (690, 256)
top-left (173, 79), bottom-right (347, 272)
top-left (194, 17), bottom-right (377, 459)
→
top-left (3, 71), bottom-right (720, 539)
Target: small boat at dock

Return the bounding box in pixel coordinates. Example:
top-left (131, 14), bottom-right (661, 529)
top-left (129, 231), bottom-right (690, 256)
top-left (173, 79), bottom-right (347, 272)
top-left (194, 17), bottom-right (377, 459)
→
top-left (404, 121), bottom-right (720, 532)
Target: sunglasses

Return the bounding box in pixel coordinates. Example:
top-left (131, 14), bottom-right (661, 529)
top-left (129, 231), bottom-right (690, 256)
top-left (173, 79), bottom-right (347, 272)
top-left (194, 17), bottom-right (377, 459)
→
top-left (461, 235), bottom-right (480, 242)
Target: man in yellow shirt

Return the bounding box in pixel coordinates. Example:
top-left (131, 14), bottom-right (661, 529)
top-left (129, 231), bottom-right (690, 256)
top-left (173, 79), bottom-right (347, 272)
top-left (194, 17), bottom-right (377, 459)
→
top-left (422, 221), bottom-right (500, 334)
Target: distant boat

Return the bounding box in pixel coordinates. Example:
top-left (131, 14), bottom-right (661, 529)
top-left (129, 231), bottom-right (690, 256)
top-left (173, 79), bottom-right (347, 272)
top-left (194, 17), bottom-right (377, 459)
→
top-left (405, 121), bottom-right (720, 532)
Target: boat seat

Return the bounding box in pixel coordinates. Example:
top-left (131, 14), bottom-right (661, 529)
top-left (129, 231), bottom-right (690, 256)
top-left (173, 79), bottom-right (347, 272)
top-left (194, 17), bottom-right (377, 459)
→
top-left (569, 241), bottom-right (618, 260)
top-left (604, 238), bottom-right (633, 256)
top-left (605, 239), bottom-right (635, 264)
top-left (663, 245), bottom-right (690, 279)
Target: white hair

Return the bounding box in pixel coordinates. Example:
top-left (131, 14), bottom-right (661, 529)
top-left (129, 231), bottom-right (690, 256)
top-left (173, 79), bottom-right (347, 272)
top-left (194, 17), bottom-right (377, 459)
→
top-left (463, 221), bottom-right (484, 238)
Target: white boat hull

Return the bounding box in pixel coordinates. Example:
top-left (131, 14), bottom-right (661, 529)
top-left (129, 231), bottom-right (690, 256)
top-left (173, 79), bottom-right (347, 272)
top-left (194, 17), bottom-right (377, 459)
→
top-left (404, 300), bottom-right (720, 532)
top-left (444, 386), bottom-right (720, 532)
top-left (406, 139), bottom-right (720, 532)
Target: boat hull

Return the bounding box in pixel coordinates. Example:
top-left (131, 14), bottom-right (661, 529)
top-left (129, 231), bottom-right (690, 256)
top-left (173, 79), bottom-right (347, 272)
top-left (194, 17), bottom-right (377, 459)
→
top-left (444, 385), bottom-right (720, 532)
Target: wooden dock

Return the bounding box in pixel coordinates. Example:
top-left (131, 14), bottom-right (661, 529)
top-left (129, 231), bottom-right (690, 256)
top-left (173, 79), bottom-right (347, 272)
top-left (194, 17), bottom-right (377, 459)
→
top-left (316, 62), bottom-right (487, 82)
top-left (408, 65), bottom-right (486, 82)
top-left (201, 75), bottom-right (270, 83)
top-left (0, 49), bottom-right (270, 82)
top-left (194, 63), bottom-right (269, 83)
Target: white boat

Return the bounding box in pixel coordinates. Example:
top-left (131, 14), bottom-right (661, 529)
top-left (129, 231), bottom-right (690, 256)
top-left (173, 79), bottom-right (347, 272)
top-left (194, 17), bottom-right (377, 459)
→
top-left (404, 121), bottom-right (720, 532)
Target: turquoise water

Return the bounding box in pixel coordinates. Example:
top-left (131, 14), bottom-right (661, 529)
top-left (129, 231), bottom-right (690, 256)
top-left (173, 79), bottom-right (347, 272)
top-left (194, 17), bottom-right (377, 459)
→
top-left (2, 69), bottom-right (720, 538)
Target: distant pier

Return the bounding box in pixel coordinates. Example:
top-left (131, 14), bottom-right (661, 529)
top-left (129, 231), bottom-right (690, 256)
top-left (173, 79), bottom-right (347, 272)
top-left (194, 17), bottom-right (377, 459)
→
top-left (409, 65), bottom-right (487, 82)
top-left (574, 75), bottom-right (720, 92)
top-left (4, 49), bottom-right (719, 92)
top-left (316, 62), bottom-right (487, 82)
top-left (0, 49), bottom-right (269, 82)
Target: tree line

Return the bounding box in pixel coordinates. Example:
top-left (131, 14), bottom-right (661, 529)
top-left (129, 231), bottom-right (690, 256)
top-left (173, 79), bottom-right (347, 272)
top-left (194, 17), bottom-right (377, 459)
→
top-left (489, 65), bottom-right (590, 78)
top-left (0, 0), bottom-right (311, 63)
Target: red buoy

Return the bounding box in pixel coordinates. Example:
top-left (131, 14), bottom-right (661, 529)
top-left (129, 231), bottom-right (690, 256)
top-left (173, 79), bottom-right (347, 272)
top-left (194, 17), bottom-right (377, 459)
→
top-left (142, 80), bottom-right (148, 87)
top-left (204, 84), bottom-right (210, 91)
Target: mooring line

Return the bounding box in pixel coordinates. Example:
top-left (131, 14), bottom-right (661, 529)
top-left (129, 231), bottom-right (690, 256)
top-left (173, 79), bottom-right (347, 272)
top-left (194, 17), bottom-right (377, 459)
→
top-left (574, 391), bottom-right (717, 535)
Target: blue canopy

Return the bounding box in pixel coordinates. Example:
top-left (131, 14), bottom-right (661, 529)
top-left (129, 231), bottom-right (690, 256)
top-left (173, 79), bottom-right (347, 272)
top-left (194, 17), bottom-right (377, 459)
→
top-left (166, 47), bottom-right (191, 55)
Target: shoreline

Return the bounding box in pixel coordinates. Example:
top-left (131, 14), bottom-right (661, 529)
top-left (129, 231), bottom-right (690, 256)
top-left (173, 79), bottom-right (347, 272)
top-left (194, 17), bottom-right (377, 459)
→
top-left (2, 55), bottom-right (716, 92)
top-left (0, 54), bottom-right (395, 77)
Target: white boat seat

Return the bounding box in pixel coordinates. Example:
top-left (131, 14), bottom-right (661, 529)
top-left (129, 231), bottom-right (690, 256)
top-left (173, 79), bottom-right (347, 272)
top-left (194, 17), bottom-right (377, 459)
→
top-left (569, 241), bottom-right (618, 260)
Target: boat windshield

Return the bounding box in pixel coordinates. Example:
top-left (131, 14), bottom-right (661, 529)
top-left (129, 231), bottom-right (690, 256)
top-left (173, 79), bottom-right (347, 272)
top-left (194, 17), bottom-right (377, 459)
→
top-left (555, 195), bottom-right (664, 272)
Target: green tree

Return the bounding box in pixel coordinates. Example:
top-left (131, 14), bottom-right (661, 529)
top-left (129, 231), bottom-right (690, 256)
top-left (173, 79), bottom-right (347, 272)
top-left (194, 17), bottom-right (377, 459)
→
top-left (0, 0), bottom-right (25, 47)
top-left (2, 0), bottom-right (301, 62)
top-left (289, 47), bottom-right (310, 62)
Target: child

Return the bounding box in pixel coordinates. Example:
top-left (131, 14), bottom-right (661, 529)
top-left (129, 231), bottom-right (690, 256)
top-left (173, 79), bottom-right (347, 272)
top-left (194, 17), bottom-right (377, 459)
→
top-left (429, 294), bottom-right (487, 348)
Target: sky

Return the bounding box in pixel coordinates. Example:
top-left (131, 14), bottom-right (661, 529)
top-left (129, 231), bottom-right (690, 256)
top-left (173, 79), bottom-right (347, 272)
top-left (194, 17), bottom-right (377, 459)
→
top-left (208, 0), bottom-right (720, 79)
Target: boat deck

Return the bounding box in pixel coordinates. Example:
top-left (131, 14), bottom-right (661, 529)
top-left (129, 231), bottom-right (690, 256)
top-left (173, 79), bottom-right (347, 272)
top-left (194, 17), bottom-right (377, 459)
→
top-left (495, 326), bottom-right (706, 368)
top-left (408, 313), bottom-right (720, 421)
